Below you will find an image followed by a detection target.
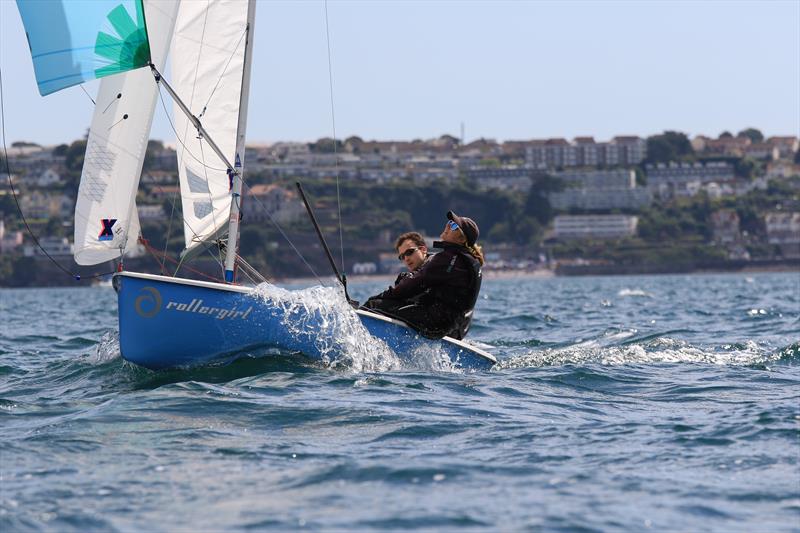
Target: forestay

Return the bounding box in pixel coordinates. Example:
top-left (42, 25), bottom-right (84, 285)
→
top-left (74, 0), bottom-right (180, 266)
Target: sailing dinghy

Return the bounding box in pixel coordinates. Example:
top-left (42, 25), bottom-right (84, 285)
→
top-left (15, 0), bottom-right (496, 371)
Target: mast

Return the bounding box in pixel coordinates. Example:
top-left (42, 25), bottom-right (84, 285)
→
top-left (223, 0), bottom-right (257, 283)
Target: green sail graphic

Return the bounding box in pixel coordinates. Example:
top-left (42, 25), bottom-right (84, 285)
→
top-left (94, 0), bottom-right (151, 78)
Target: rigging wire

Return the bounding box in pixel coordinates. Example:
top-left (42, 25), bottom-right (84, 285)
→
top-left (199, 26), bottom-right (248, 118)
top-left (153, 65), bottom-right (325, 285)
top-left (323, 0), bottom-right (346, 276)
top-left (78, 84), bottom-right (96, 105)
top-left (240, 180), bottom-right (325, 285)
top-left (0, 67), bottom-right (114, 282)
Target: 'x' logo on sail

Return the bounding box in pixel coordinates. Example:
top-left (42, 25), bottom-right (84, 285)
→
top-left (99, 219), bottom-right (117, 241)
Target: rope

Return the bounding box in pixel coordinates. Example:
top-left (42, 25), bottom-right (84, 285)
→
top-left (240, 181), bottom-right (325, 285)
top-left (140, 237), bottom-right (221, 282)
top-left (0, 67), bottom-right (111, 282)
top-left (323, 0), bottom-right (346, 275)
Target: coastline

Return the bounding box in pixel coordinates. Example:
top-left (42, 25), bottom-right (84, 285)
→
top-left (1, 260), bottom-right (796, 289)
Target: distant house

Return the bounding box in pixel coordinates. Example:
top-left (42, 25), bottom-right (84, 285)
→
top-left (764, 212), bottom-right (800, 256)
top-left (31, 167), bottom-right (63, 187)
top-left (138, 204), bottom-right (166, 221)
top-left (352, 262), bottom-right (377, 275)
top-left (246, 184), bottom-right (303, 223)
top-left (149, 185), bottom-right (181, 201)
top-left (0, 173), bottom-right (19, 189)
top-left (143, 170), bottom-right (177, 184)
top-left (19, 191), bottom-right (71, 219)
top-left (552, 214), bottom-right (638, 241)
top-left (0, 220), bottom-right (24, 254)
top-left (694, 136), bottom-right (751, 157)
top-left (24, 236), bottom-right (72, 257)
top-left (766, 136), bottom-right (799, 159)
top-left (710, 210), bottom-right (741, 244)
top-left (743, 143), bottom-right (778, 161)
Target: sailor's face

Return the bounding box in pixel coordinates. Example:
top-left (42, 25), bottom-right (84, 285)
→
top-left (440, 221), bottom-right (462, 244)
top-left (397, 239), bottom-right (426, 271)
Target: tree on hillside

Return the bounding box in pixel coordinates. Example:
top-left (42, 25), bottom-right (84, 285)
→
top-left (737, 128), bottom-right (764, 144)
top-left (143, 140), bottom-right (164, 170)
top-left (65, 139), bottom-right (87, 172)
top-left (719, 131), bottom-right (733, 139)
top-left (645, 131), bottom-right (694, 164)
top-left (438, 134), bottom-right (460, 147)
top-left (309, 137), bottom-right (342, 154)
top-left (524, 175), bottom-right (562, 225)
top-left (734, 157), bottom-right (763, 180)
top-left (53, 144), bottom-right (69, 157)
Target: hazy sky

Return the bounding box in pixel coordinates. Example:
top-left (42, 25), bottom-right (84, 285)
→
top-left (1, 0), bottom-right (798, 146)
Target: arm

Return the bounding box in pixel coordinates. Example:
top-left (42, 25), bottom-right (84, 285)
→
top-left (376, 252), bottom-right (450, 300)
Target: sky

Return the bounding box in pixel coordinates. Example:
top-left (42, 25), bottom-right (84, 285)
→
top-left (1, 0), bottom-right (798, 146)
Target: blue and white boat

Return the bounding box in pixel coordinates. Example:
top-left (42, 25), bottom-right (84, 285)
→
top-left (17, 0), bottom-right (496, 371)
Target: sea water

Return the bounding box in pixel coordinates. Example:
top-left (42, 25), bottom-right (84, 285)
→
top-left (1, 272), bottom-right (798, 531)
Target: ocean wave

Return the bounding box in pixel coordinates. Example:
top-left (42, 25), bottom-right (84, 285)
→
top-left (496, 338), bottom-right (789, 369)
top-left (617, 288), bottom-right (652, 298)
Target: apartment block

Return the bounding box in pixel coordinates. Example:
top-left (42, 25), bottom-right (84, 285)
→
top-left (646, 161), bottom-right (735, 198)
top-left (548, 169), bottom-right (651, 210)
top-left (552, 214), bottom-right (638, 240)
top-left (463, 166), bottom-right (532, 192)
top-left (526, 136), bottom-right (646, 170)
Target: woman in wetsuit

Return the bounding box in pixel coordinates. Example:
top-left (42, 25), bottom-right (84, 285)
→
top-left (364, 211), bottom-right (484, 340)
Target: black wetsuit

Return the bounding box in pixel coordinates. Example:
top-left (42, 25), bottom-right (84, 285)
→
top-left (363, 241), bottom-right (482, 339)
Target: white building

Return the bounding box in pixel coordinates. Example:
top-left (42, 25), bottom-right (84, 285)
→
top-left (0, 220), bottom-right (24, 254)
top-left (646, 161), bottom-right (735, 199)
top-left (548, 169), bottom-right (651, 210)
top-left (765, 212), bottom-right (800, 257)
top-left (765, 212), bottom-right (800, 245)
top-left (463, 166), bottom-right (532, 192)
top-left (24, 236), bottom-right (72, 257)
top-left (30, 167), bottom-right (63, 187)
top-left (138, 204), bottom-right (166, 220)
top-left (552, 214), bottom-right (638, 241)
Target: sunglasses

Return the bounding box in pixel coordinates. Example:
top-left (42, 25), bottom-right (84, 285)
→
top-left (398, 247), bottom-right (418, 261)
top-left (447, 220), bottom-right (460, 232)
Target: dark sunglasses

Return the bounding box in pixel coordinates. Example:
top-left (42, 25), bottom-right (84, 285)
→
top-left (398, 247), bottom-right (418, 260)
top-left (447, 220), bottom-right (460, 232)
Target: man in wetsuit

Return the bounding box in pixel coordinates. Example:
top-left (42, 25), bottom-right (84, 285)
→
top-left (363, 211), bottom-right (483, 340)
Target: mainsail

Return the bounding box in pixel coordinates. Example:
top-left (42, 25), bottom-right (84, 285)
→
top-left (171, 0), bottom-right (255, 259)
top-left (16, 0), bottom-right (152, 96)
top-left (74, 0), bottom-right (180, 266)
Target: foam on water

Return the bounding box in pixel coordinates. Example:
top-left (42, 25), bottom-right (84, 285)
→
top-left (252, 283), bottom-right (402, 372)
top-left (498, 337), bottom-right (789, 369)
top-left (617, 288), bottom-right (652, 297)
top-left (85, 331), bottom-right (121, 365)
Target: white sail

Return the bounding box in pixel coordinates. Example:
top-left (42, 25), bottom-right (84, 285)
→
top-left (171, 0), bottom-right (252, 256)
top-left (73, 0), bottom-right (180, 266)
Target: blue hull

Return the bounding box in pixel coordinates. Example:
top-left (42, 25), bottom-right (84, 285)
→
top-left (114, 272), bottom-right (496, 370)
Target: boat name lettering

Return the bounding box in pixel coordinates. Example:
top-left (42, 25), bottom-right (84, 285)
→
top-left (165, 298), bottom-right (253, 320)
